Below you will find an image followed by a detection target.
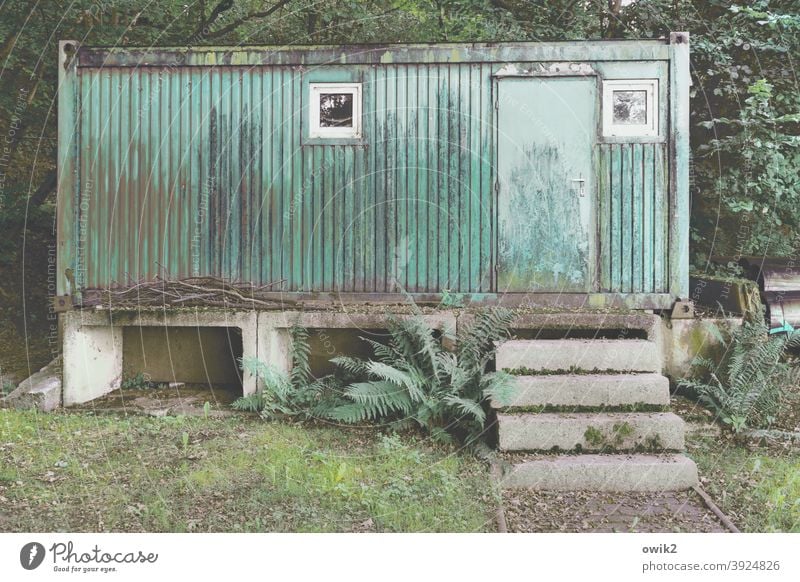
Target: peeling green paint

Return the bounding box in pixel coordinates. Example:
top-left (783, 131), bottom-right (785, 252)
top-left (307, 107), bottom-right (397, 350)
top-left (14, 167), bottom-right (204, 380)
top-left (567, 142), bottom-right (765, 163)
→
top-left (58, 40), bottom-right (688, 305)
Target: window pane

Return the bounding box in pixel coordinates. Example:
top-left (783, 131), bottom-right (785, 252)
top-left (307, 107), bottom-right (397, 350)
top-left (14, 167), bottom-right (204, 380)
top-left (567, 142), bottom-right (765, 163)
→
top-left (612, 90), bottom-right (647, 125)
top-left (319, 93), bottom-right (353, 128)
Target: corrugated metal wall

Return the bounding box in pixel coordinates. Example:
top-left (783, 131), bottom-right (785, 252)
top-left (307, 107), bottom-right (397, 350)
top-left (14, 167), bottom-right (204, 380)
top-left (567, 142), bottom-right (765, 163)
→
top-left (76, 64), bottom-right (494, 293)
top-left (597, 143), bottom-right (669, 293)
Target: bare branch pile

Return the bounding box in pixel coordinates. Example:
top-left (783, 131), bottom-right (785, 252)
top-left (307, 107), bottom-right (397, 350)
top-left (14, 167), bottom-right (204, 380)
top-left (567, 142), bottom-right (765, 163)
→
top-left (80, 276), bottom-right (293, 309)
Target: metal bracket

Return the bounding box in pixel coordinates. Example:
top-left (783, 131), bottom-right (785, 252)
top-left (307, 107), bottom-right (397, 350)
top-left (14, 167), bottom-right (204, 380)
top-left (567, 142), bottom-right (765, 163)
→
top-left (52, 295), bottom-right (74, 313)
top-left (670, 300), bottom-right (694, 320)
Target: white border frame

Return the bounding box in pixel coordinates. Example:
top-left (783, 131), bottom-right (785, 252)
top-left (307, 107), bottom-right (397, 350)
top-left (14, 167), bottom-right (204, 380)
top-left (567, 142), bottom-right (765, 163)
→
top-left (309, 82), bottom-right (362, 139)
top-left (602, 79), bottom-right (658, 137)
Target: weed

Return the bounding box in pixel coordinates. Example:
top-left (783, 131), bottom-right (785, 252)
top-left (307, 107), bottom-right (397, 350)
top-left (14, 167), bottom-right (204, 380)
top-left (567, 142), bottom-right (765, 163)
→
top-left (584, 426), bottom-right (605, 447)
top-left (121, 373), bottom-right (154, 390)
top-left (1, 380), bottom-right (14, 397)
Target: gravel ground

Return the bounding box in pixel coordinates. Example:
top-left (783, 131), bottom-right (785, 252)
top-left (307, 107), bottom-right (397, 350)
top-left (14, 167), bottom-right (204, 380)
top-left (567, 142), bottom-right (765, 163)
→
top-left (502, 489), bottom-right (728, 532)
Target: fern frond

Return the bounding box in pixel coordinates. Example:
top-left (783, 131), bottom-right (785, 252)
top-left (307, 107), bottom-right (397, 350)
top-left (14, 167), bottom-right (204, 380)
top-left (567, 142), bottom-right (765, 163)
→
top-left (290, 325), bottom-right (312, 388)
top-left (457, 308), bottom-right (515, 371)
top-left (443, 395), bottom-right (486, 423)
top-left (231, 393), bottom-right (269, 412)
top-left (326, 403), bottom-right (373, 423)
top-left (330, 356), bottom-right (369, 376)
top-left (343, 381), bottom-right (414, 417)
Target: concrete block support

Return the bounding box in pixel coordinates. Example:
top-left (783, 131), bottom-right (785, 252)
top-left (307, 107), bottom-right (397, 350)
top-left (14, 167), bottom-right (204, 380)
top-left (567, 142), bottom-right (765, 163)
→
top-left (257, 310), bottom-right (458, 391)
top-left (62, 309), bottom-right (259, 403)
top-left (661, 317), bottom-right (742, 380)
top-left (63, 311), bottom-right (123, 405)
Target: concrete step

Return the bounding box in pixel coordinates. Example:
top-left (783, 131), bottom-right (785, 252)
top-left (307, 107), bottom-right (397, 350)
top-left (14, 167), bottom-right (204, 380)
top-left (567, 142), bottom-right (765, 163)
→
top-left (491, 373), bottom-right (670, 409)
top-left (496, 339), bottom-right (661, 373)
top-left (497, 412), bottom-right (685, 452)
top-left (499, 454), bottom-right (698, 491)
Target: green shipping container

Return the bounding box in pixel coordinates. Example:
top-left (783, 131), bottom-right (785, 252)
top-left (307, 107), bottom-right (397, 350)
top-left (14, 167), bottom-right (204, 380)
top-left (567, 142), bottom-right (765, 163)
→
top-left (57, 36), bottom-right (690, 309)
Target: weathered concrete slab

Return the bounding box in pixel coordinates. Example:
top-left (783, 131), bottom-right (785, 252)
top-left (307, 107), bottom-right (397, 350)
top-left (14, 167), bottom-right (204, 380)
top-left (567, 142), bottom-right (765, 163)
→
top-left (487, 311), bottom-right (661, 339)
top-left (491, 373), bottom-right (670, 408)
top-left (497, 412), bottom-right (685, 452)
top-left (62, 309), bottom-right (259, 404)
top-left (63, 312), bottom-right (123, 406)
top-left (257, 310), bottom-right (458, 383)
top-left (496, 339), bottom-right (662, 373)
top-left (663, 317), bottom-right (742, 380)
top-left (500, 454), bottom-right (698, 491)
top-left (1, 358), bottom-right (62, 411)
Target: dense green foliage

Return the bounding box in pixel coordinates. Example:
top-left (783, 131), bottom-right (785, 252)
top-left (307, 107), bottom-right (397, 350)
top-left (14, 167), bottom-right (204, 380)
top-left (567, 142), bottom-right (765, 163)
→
top-left (233, 308), bottom-right (515, 444)
top-left (0, 1), bottom-right (797, 350)
top-left (327, 309), bottom-right (515, 444)
top-left (679, 319), bottom-right (800, 431)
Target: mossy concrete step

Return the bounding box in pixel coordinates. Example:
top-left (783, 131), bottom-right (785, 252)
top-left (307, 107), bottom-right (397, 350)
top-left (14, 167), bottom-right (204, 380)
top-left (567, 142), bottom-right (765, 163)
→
top-left (497, 412), bottom-right (685, 452)
top-left (491, 373), bottom-right (670, 409)
top-left (499, 454), bottom-right (698, 491)
top-left (496, 339), bottom-right (661, 373)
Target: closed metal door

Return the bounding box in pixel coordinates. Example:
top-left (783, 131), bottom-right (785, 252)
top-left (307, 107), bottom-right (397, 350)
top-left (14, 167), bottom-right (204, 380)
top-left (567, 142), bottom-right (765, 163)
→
top-left (496, 76), bottom-right (597, 292)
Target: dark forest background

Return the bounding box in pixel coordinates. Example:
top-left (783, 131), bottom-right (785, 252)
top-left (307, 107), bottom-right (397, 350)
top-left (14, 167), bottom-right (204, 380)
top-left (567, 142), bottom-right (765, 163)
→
top-left (0, 0), bottom-right (798, 377)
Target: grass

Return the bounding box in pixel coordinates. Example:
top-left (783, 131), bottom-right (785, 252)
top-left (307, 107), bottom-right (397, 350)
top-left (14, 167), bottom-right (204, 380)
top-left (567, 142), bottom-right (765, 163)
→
top-left (688, 434), bottom-right (800, 532)
top-left (0, 410), bottom-right (495, 532)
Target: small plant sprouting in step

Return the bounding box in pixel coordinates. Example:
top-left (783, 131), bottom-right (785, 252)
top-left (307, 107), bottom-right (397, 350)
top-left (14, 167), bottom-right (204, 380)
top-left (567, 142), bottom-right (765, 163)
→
top-left (584, 426), bottom-right (606, 448)
top-left (505, 366), bottom-right (633, 376)
top-left (644, 434), bottom-right (664, 451)
top-left (583, 422), bottom-right (634, 450)
top-left (203, 401), bottom-right (211, 419)
top-left (678, 316), bottom-right (800, 433)
top-left (611, 422), bottom-right (634, 446)
top-left (181, 431), bottom-right (189, 454)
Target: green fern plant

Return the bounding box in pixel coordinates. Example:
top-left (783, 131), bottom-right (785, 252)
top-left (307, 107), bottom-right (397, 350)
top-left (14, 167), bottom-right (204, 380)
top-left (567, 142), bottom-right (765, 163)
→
top-left (327, 308), bottom-right (516, 444)
top-left (232, 326), bottom-right (341, 419)
top-left (679, 318), bottom-right (800, 432)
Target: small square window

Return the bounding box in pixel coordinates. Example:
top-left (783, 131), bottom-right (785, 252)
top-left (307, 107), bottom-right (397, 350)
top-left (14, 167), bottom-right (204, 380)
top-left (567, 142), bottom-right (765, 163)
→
top-left (309, 83), bottom-right (362, 139)
top-left (602, 79), bottom-right (658, 137)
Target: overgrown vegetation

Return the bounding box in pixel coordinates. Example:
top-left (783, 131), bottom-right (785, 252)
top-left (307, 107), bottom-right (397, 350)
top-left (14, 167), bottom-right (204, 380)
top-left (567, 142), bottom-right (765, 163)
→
top-left (0, 409), bottom-right (493, 532)
top-left (679, 318), bottom-right (800, 432)
top-left (121, 373), bottom-right (155, 390)
top-left (327, 309), bottom-right (515, 444)
top-left (2, 1), bottom-right (799, 378)
top-left (233, 309), bottom-right (515, 446)
top-left (232, 326), bottom-right (343, 419)
top-left (689, 434), bottom-right (800, 532)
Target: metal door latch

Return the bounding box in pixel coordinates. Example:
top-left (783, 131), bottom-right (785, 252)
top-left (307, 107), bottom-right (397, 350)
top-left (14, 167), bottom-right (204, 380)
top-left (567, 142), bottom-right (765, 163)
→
top-left (571, 175), bottom-right (586, 197)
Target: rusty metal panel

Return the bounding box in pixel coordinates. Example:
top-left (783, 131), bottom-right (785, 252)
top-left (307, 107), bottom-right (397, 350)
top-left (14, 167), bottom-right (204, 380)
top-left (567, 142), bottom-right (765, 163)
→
top-left (73, 61), bottom-right (495, 293)
top-left (62, 41), bottom-right (684, 303)
top-left (597, 142), bottom-right (669, 293)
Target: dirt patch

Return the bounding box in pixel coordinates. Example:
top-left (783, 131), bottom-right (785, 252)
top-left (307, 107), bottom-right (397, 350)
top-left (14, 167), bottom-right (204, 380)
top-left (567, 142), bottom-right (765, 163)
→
top-left (503, 489), bottom-right (727, 532)
top-left (69, 384), bottom-right (240, 417)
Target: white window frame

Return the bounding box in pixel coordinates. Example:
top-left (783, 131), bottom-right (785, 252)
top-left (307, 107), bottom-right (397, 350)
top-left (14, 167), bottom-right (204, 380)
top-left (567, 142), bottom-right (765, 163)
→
top-left (309, 82), bottom-right (362, 139)
top-left (602, 79), bottom-right (658, 137)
